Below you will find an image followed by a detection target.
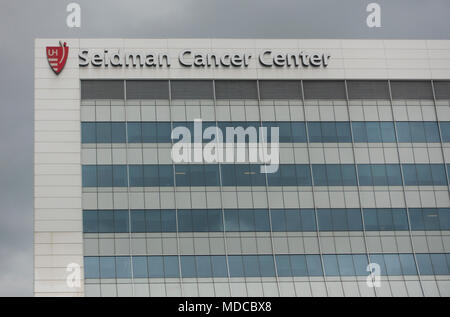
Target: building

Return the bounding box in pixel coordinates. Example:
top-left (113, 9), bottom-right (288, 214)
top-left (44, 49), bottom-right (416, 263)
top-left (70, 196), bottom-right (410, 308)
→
top-left (34, 38), bottom-right (450, 297)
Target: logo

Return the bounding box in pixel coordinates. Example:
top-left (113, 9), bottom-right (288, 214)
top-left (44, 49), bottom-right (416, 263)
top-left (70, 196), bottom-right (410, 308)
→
top-left (46, 41), bottom-right (69, 74)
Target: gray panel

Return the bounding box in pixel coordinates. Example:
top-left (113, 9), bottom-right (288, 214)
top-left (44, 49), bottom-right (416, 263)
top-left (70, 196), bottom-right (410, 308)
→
top-left (126, 80), bottom-right (169, 99)
top-left (81, 80), bottom-right (124, 99)
top-left (215, 80), bottom-right (258, 99)
top-left (259, 80), bottom-right (302, 99)
top-left (303, 80), bottom-right (346, 99)
top-left (390, 80), bottom-right (433, 99)
top-left (347, 80), bottom-right (389, 99)
top-left (433, 81), bottom-right (450, 99)
top-left (171, 80), bottom-right (214, 99)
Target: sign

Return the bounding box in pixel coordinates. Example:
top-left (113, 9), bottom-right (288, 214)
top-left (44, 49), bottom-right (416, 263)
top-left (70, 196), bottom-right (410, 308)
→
top-left (78, 49), bottom-right (331, 68)
top-left (46, 42), bottom-right (69, 74)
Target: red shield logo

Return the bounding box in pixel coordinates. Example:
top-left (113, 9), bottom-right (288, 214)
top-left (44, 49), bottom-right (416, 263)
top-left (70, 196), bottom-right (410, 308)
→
top-left (46, 41), bottom-right (69, 74)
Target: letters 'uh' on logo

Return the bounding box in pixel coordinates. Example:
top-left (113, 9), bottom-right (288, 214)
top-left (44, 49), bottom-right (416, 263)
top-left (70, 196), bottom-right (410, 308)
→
top-left (46, 41), bottom-right (69, 74)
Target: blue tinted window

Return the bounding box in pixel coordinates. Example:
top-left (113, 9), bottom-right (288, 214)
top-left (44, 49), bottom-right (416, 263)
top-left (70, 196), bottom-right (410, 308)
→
top-left (337, 254), bottom-right (356, 276)
top-left (306, 255), bottom-right (323, 276)
top-left (163, 256), bottom-right (180, 278)
top-left (243, 255), bottom-right (259, 277)
top-left (114, 210), bottom-right (129, 233)
top-left (323, 255), bottom-right (339, 276)
top-left (82, 165), bottom-right (97, 187)
top-left (99, 257), bottom-right (116, 278)
top-left (129, 165), bottom-right (144, 187)
top-left (159, 209), bottom-right (175, 232)
top-left (83, 210), bottom-right (98, 233)
top-left (259, 255), bottom-right (276, 277)
top-left (228, 256), bottom-right (244, 277)
top-left (96, 122), bottom-right (111, 143)
top-left (254, 209), bottom-right (270, 231)
top-left (211, 256), bottom-right (228, 277)
top-left (441, 122), bottom-right (450, 142)
top-left (111, 122), bottom-right (126, 143)
top-left (84, 257), bottom-right (100, 279)
top-left (291, 122), bottom-right (307, 142)
top-left (439, 208), bottom-right (450, 230)
top-left (115, 256), bottom-right (131, 278)
top-left (399, 254), bottom-right (417, 275)
top-left (148, 256), bottom-right (164, 278)
top-left (142, 122), bottom-right (157, 143)
top-left (130, 210), bottom-right (146, 233)
top-left (196, 256), bottom-right (213, 278)
top-left (416, 254), bottom-right (434, 275)
top-left (181, 256), bottom-right (197, 278)
top-left (98, 210), bottom-right (114, 233)
top-left (353, 254), bottom-right (369, 276)
top-left (132, 256), bottom-right (148, 278)
top-left (291, 255), bottom-right (308, 276)
top-left (384, 254), bottom-right (402, 276)
top-left (127, 122), bottom-right (142, 143)
top-left (430, 254), bottom-right (449, 275)
top-left (276, 255), bottom-right (292, 277)
top-left (81, 122), bottom-right (96, 143)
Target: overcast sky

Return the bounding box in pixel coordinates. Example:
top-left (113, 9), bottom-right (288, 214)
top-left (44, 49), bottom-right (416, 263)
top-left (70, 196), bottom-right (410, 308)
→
top-left (0, 0), bottom-right (449, 296)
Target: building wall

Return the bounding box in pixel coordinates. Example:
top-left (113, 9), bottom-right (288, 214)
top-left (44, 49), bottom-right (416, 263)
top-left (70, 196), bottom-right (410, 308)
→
top-left (34, 39), bottom-right (450, 296)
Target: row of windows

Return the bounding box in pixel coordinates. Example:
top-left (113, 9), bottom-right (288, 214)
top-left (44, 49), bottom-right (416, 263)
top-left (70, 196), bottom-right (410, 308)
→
top-left (82, 164), bottom-right (450, 187)
top-left (81, 80), bottom-right (450, 100)
top-left (83, 208), bottom-right (450, 233)
top-left (84, 253), bottom-right (450, 279)
top-left (81, 121), bottom-right (450, 144)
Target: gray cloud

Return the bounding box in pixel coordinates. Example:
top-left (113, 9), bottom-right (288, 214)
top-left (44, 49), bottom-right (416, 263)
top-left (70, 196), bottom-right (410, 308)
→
top-left (0, 0), bottom-right (449, 296)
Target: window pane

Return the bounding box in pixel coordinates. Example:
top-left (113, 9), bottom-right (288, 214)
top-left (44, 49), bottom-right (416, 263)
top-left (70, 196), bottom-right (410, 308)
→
top-left (211, 256), bottom-right (228, 277)
top-left (83, 210), bottom-right (98, 233)
top-left (100, 257), bottom-right (116, 278)
top-left (84, 257), bottom-right (100, 279)
top-left (148, 256), bottom-right (164, 278)
top-left (132, 256), bottom-right (148, 278)
top-left (115, 256), bottom-right (131, 278)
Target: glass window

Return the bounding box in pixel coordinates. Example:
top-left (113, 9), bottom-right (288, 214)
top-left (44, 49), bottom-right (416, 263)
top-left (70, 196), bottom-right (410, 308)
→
top-left (192, 210), bottom-right (209, 232)
top-left (291, 255), bottom-right (309, 276)
top-left (228, 255), bottom-right (244, 277)
top-left (96, 122), bottom-right (111, 143)
top-left (130, 210), bottom-right (146, 233)
top-left (353, 254), bottom-right (369, 276)
top-left (113, 165), bottom-right (128, 187)
top-left (98, 210), bottom-right (114, 233)
top-left (380, 122), bottom-right (396, 142)
top-left (207, 209), bottom-right (223, 232)
top-left (158, 165), bottom-right (174, 186)
top-left (81, 122), bottom-right (96, 143)
top-left (196, 256), bottom-right (212, 278)
top-left (115, 256), bottom-right (131, 278)
top-left (114, 210), bottom-right (129, 233)
top-left (243, 255), bottom-right (260, 277)
top-left (291, 122), bottom-right (307, 142)
top-left (323, 254), bottom-right (340, 276)
top-left (127, 122), bottom-right (142, 143)
top-left (163, 256), bottom-right (180, 278)
top-left (306, 255), bottom-right (323, 276)
top-left (384, 254), bottom-right (402, 276)
top-left (254, 209), bottom-right (270, 231)
top-left (275, 255), bottom-right (292, 277)
top-left (84, 257), bottom-right (100, 279)
top-left (99, 256), bottom-right (116, 279)
top-left (337, 254), bottom-right (355, 276)
top-left (181, 256), bottom-right (197, 277)
top-left (301, 209), bottom-right (317, 231)
top-left (296, 165), bottom-right (312, 186)
top-left (211, 256), bottom-right (228, 277)
top-left (146, 210), bottom-right (161, 232)
top-left (239, 209), bottom-right (256, 232)
top-left (285, 209), bottom-right (302, 232)
top-left (148, 256), bottom-right (164, 278)
top-left (178, 209), bottom-right (193, 232)
top-left (129, 165), bottom-right (144, 187)
top-left (399, 254), bottom-right (417, 275)
top-left (132, 256), bottom-right (148, 278)
top-left (111, 122), bottom-right (126, 143)
top-left (161, 210), bottom-right (177, 232)
top-left (224, 209), bottom-right (240, 232)
top-left (271, 209), bottom-right (287, 232)
top-left (82, 165), bottom-right (97, 187)
top-left (351, 122), bottom-right (368, 142)
top-left (430, 254), bottom-right (449, 275)
top-left (83, 210), bottom-right (98, 233)
top-left (142, 122), bottom-right (157, 143)
top-left (259, 255), bottom-right (276, 277)
top-left (439, 208), bottom-right (450, 230)
top-left (416, 254), bottom-right (434, 275)
top-left (440, 122), bottom-right (450, 142)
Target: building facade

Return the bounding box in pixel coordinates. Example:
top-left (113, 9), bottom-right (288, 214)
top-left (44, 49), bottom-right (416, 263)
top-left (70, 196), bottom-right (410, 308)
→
top-left (34, 39), bottom-right (450, 296)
